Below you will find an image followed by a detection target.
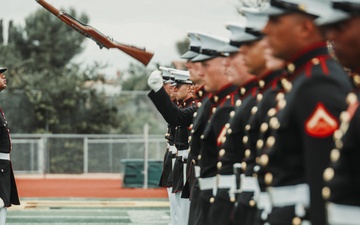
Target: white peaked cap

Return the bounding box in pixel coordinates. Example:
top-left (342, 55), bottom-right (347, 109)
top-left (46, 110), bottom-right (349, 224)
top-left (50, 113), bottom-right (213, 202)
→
top-left (181, 32), bottom-right (202, 59)
top-left (315, 0), bottom-right (360, 26)
top-left (260, 0), bottom-right (333, 18)
top-left (191, 33), bottom-right (231, 62)
top-left (170, 69), bottom-right (192, 85)
top-left (159, 66), bottom-right (174, 84)
top-left (220, 22), bottom-right (247, 53)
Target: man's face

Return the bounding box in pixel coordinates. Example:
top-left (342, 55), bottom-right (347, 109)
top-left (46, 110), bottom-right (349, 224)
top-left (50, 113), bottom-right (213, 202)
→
top-left (240, 39), bottom-right (267, 76)
top-left (224, 51), bottom-right (251, 86)
top-left (174, 84), bottom-right (191, 101)
top-left (325, 17), bottom-right (360, 71)
top-left (262, 13), bottom-right (307, 60)
top-left (163, 83), bottom-right (175, 100)
top-left (185, 61), bottom-right (204, 84)
top-left (201, 57), bottom-right (227, 92)
top-left (0, 73), bottom-right (7, 92)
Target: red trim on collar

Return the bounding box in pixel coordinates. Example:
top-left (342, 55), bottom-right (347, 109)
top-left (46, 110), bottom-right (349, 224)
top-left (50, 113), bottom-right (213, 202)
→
top-left (286, 42), bottom-right (327, 64)
top-left (209, 83), bottom-right (233, 98)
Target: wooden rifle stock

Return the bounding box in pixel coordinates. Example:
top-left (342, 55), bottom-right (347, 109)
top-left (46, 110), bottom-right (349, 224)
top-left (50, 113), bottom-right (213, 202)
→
top-left (36, 0), bottom-right (154, 66)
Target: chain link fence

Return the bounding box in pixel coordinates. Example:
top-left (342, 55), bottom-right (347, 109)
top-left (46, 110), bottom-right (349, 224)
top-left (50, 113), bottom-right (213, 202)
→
top-left (11, 133), bottom-right (167, 175)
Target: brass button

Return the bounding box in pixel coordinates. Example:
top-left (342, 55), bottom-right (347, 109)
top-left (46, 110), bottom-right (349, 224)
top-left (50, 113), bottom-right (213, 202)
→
top-left (227, 128), bottom-right (232, 134)
top-left (330, 149), bottom-right (340, 162)
top-left (292, 216), bottom-right (301, 225)
top-left (198, 155), bottom-right (201, 160)
top-left (249, 200), bottom-right (256, 207)
top-left (241, 88), bottom-right (246, 95)
top-left (251, 106), bottom-right (258, 115)
top-left (217, 162), bottom-right (222, 169)
top-left (230, 111), bottom-right (235, 118)
top-left (322, 186), bottom-right (331, 200)
top-left (225, 123), bottom-right (230, 129)
top-left (256, 139), bottom-right (264, 149)
top-left (245, 124), bottom-right (251, 131)
top-left (278, 99), bottom-right (287, 109)
top-left (212, 107), bottom-right (217, 113)
top-left (335, 139), bottom-right (343, 149)
top-left (269, 117), bottom-right (280, 130)
top-left (193, 112), bottom-right (198, 118)
top-left (214, 96), bottom-right (219, 103)
top-left (241, 162), bottom-right (247, 171)
top-left (219, 149), bottom-right (225, 157)
top-left (197, 102), bottom-right (202, 107)
top-left (287, 64), bottom-right (295, 73)
top-left (276, 92), bottom-right (285, 101)
top-left (266, 136), bottom-right (275, 148)
top-left (346, 92), bottom-right (358, 105)
top-left (230, 197), bottom-right (236, 202)
top-left (260, 123), bottom-right (268, 133)
top-left (264, 172), bottom-right (273, 185)
top-left (257, 93), bottom-right (263, 102)
top-left (245, 149), bottom-right (251, 158)
top-left (236, 99), bottom-right (242, 107)
top-left (311, 58), bottom-right (320, 65)
top-left (267, 108), bottom-right (277, 117)
top-left (340, 111), bottom-right (350, 123)
top-left (243, 136), bottom-right (249, 144)
top-left (333, 129), bottom-right (343, 140)
top-left (200, 135), bottom-right (204, 140)
top-left (226, 95), bottom-right (231, 99)
top-left (260, 154), bottom-right (269, 167)
top-left (323, 167), bottom-right (335, 181)
top-left (210, 197), bottom-right (215, 203)
top-left (259, 80), bottom-right (265, 88)
top-left (222, 137), bottom-right (227, 143)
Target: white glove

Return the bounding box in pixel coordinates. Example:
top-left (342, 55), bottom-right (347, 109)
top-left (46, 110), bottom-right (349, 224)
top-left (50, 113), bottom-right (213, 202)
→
top-left (147, 70), bottom-right (163, 92)
top-left (0, 198), bottom-right (4, 207)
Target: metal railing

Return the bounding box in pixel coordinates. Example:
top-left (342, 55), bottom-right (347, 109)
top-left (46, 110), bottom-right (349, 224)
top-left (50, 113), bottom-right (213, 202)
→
top-left (11, 133), bottom-right (167, 175)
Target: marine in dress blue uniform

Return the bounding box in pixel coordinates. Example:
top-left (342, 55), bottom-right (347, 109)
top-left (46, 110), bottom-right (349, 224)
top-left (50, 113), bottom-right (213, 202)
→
top-left (189, 33), bottom-right (240, 225)
top-left (0, 67), bottom-right (20, 225)
top-left (316, 1), bottom-right (360, 224)
top-left (252, 1), bottom-right (353, 224)
top-left (207, 14), bottom-right (266, 225)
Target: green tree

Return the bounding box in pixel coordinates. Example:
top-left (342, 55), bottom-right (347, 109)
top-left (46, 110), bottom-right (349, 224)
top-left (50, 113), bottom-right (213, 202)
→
top-left (0, 8), bottom-right (120, 134)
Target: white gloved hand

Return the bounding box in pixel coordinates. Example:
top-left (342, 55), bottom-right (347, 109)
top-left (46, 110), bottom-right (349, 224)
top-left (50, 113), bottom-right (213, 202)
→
top-left (0, 198), bottom-right (4, 207)
top-left (147, 70), bottom-right (163, 92)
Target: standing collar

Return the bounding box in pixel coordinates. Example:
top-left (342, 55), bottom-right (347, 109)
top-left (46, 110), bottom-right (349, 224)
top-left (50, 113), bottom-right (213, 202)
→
top-left (284, 42), bottom-right (329, 76)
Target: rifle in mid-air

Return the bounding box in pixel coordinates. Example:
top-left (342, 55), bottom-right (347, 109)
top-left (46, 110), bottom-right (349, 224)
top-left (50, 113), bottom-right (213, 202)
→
top-left (36, 0), bottom-right (154, 66)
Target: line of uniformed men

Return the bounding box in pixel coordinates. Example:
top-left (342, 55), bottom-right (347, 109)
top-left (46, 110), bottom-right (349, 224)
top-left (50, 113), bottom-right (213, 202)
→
top-left (148, 1), bottom-right (360, 225)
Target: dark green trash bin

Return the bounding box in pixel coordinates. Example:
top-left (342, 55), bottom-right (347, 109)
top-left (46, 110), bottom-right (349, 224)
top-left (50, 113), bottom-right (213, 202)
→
top-left (121, 159), bottom-right (163, 188)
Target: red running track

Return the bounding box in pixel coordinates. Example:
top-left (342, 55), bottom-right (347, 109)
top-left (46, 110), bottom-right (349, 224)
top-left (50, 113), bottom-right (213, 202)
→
top-left (15, 174), bottom-right (168, 198)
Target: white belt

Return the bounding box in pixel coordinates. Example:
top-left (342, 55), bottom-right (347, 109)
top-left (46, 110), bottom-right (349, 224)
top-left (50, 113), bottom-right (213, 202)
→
top-left (268, 183), bottom-right (310, 208)
top-left (177, 150), bottom-right (188, 160)
top-left (258, 192), bottom-right (272, 211)
top-left (327, 202), bottom-right (360, 225)
top-left (199, 177), bottom-right (216, 190)
top-left (169, 145), bottom-right (177, 154)
top-left (0, 153), bottom-right (10, 160)
top-left (194, 166), bottom-right (200, 178)
top-left (241, 175), bottom-right (260, 193)
top-left (217, 174), bottom-right (236, 189)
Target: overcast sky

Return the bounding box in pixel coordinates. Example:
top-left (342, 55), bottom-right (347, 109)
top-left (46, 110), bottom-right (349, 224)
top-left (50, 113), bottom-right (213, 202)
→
top-left (2, 0), bottom-right (244, 77)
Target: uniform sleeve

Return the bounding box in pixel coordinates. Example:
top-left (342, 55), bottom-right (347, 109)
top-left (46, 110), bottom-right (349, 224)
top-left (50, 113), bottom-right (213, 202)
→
top-left (148, 88), bottom-right (196, 126)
